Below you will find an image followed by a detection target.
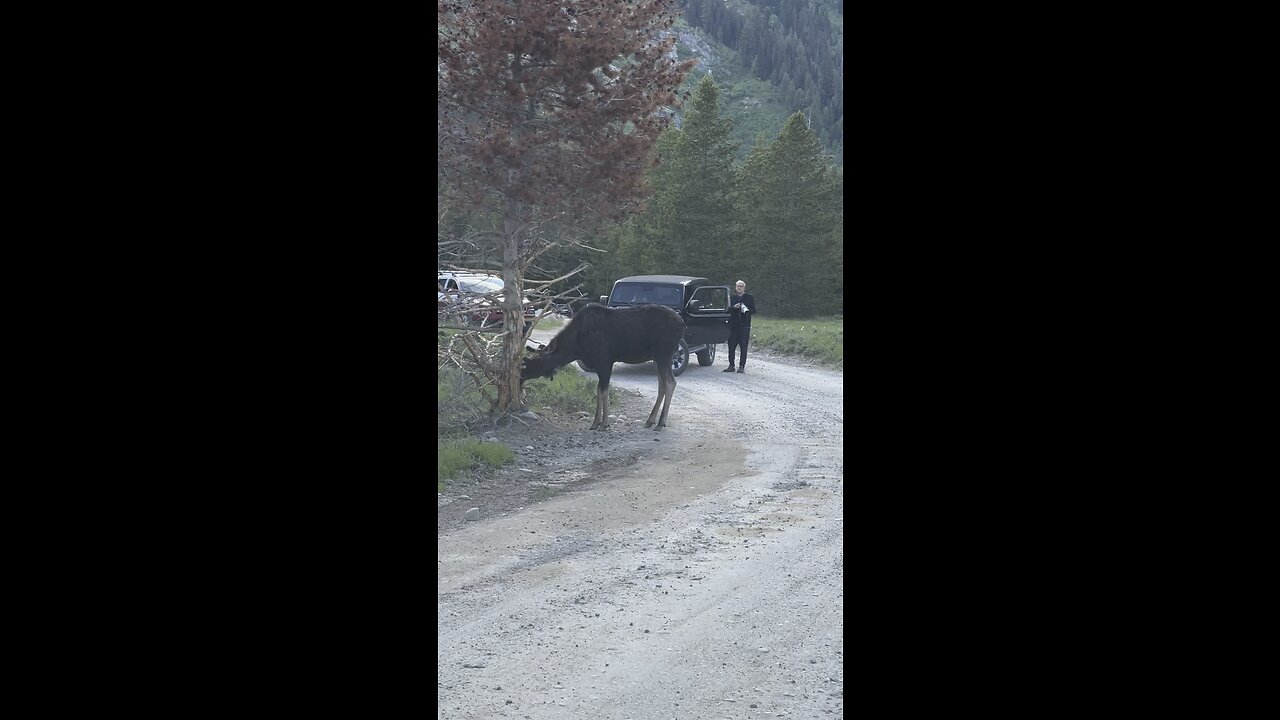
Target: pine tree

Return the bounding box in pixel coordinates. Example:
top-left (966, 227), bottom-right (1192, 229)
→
top-left (637, 74), bottom-right (740, 283)
top-left (818, 52), bottom-right (836, 102)
top-left (735, 112), bottom-right (839, 316)
top-left (737, 7), bottom-right (760, 62)
top-left (731, 133), bottom-right (778, 285)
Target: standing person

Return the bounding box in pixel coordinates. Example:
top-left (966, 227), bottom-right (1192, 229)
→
top-left (723, 280), bottom-right (757, 374)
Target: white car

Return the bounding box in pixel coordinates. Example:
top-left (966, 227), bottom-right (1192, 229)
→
top-left (438, 271), bottom-right (535, 330)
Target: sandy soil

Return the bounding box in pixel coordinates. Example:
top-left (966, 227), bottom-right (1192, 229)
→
top-left (438, 331), bottom-right (844, 719)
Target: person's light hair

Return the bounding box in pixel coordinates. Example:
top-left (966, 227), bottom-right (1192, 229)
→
top-left (735, 280), bottom-right (746, 286)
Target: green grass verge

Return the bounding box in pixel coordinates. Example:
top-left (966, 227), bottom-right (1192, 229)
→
top-left (438, 437), bottom-right (515, 483)
top-left (523, 368), bottom-right (619, 414)
top-left (749, 316), bottom-right (843, 367)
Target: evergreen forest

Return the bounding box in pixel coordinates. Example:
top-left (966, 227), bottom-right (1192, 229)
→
top-left (675, 0), bottom-right (843, 165)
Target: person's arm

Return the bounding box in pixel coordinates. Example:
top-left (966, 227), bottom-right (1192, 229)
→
top-left (745, 294), bottom-right (757, 314)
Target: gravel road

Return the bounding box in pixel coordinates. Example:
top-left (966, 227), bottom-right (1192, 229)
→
top-left (438, 335), bottom-right (844, 719)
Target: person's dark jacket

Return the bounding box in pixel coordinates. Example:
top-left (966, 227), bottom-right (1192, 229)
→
top-left (729, 292), bottom-right (756, 327)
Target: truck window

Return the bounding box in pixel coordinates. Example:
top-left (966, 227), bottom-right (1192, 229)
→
top-left (611, 283), bottom-right (682, 307)
top-left (691, 286), bottom-right (728, 311)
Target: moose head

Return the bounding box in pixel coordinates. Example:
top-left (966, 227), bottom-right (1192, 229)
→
top-left (520, 338), bottom-right (561, 382)
top-left (520, 351), bottom-right (558, 381)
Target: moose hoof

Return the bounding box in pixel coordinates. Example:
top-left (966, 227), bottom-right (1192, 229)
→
top-left (644, 420), bottom-right (654, 428)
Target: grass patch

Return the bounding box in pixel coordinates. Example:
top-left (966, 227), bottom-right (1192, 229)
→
top-left (523, 368), bottom-right (620, 414)
top-left (749, 316), bottom-right (843, 367)
top-left (438, 437), bottom-right (515, 483)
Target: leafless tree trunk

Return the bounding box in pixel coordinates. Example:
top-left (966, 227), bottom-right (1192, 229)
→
top-left (498, 196), bottom-right (524, 413)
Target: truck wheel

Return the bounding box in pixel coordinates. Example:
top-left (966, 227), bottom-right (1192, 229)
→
top-left (671, 338), bottom-right (689, 377)
top-left (696, 344), bottom-right (716, 367)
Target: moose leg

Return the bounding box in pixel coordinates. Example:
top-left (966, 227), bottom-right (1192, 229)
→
top-left (592, 368), bottom-right (613, 430)
top-left (645, 372), bottom-right (668, 428)
top-left (657, 366), bottom-right (676, 428)
top-left (591, 387), bottom-right (604, 430)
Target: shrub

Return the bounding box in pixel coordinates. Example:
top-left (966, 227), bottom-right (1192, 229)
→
top-left (523, 369), bottom-right (620, 414)
top-left (438, 365), bottom-right (492, 428)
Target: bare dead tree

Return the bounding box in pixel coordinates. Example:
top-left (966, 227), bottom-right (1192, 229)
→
top-left (438, 219), bottom-right (604, 425)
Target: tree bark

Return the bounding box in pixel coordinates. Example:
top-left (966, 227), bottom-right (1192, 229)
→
top-left (496, 48), bottom-right (527, 415)
top-left (497, 195), bottom-right (524, 414)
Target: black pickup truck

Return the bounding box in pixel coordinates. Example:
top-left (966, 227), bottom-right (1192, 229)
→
top-left (580, 275), bottom-right (733, 377)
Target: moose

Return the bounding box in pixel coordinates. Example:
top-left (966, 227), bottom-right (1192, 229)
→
top-left (520, 304), bottom-right (686, 430)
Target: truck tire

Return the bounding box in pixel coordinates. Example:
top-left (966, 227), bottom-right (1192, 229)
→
top-left (671, 338), bottom-right (690, 377)
top-left (696, 344), bottom-right (716, 367)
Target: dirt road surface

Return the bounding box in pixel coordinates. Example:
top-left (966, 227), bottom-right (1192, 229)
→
top-left (438, 331), bottom-right (843, 719)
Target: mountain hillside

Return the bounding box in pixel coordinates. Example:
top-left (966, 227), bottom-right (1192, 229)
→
top-left (673, 0), bottom-right (842, 165)
top-left (669, 24), bottom-right (791, 163)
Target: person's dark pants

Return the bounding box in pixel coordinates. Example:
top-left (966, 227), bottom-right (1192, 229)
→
top-left (728, 325), bottom-right (751, 367)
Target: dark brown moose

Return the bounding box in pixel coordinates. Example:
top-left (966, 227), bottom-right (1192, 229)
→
top-left (520, 304), bottom-right (685, 430)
